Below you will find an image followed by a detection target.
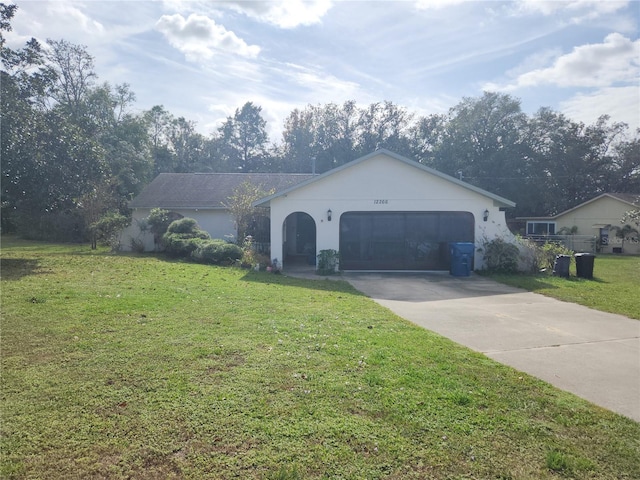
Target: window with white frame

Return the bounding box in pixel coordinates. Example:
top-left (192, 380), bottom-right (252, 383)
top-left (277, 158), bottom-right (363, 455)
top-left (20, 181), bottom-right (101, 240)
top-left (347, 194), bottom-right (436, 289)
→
top-left (526, 221), bottom-right (556, 235)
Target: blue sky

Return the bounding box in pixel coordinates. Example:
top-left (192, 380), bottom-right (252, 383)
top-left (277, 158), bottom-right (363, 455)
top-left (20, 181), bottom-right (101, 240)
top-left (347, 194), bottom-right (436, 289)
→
top-left (7, 0), bottom-right (640, 140)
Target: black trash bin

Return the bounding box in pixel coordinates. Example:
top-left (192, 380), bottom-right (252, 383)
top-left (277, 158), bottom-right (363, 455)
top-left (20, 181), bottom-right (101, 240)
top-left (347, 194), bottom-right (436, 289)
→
top-left (553, 254), bottom-right (571, 277)
top-left (450, 242), bottom-right (475, 277)
top-left (574, 253), bottom-right (596, 279)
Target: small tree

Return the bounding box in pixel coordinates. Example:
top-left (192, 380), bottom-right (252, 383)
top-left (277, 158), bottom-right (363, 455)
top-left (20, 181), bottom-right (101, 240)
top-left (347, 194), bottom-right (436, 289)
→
top-left (146, 208), bottom-right (182, 251)
top-left (90, 212), bottom-right (130, 251)
top-left (610, 224), bottom-right (639, 253)
top-left (622, 209), bottom-right (639, 230)
top-left (223, 181), bottom-right (274, 244)
top-left (76, 180), bottom-right (119, 249)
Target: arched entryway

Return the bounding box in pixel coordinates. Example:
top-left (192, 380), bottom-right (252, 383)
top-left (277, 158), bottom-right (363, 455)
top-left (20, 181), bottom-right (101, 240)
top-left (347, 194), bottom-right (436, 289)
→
top-left (283, 212), bottom-right (316, 266)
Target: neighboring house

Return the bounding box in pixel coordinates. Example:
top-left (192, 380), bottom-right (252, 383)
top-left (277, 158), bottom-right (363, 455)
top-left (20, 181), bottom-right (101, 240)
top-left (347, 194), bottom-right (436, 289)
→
top-left (519, 193), bottom-right (640, 254)
top-left (123, 149), bottom-right (516, 271)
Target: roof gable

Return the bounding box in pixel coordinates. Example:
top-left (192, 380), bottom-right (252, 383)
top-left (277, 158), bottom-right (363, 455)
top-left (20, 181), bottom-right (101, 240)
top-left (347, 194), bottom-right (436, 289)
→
top-left (254, 149), bottom-right (516, 208)
top-left (518, 193), bottom-right (640, 220)
top-left (129, 173), bottom-right (314, 209)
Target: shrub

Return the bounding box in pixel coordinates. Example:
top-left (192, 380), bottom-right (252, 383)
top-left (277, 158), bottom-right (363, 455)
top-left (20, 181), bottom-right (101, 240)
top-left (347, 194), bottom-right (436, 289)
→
top-left (192, 240), bottom-right (242, 265)
top-left (90, 212), bottom-right (131, 251)
top-left (163, 235), bottom-right (207, 258)
top-left (130, 237), bottom-right (145, 254)
top-left (535, 242), bottom-right (574, 273)
top-left (162, 218), bottom-right (211, 258)
top-left (317, 249), bottom-right (340, 275)
top-left (167, 217), bottom-right (201, 235)
top-left (482, 238), bottom-right (519, 273)
top-left (146, 208), bottom-right (182, 251)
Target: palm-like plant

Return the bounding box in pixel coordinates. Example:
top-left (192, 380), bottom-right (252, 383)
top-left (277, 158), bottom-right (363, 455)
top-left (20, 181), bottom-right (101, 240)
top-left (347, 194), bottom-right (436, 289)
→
top-left (609, 224), bottom-right (639, 253)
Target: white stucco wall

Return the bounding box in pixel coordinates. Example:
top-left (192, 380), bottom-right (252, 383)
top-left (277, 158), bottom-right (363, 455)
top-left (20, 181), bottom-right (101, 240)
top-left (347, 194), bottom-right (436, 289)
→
top-left (268, 153), bottom-right (514, 270)
top-left (119, 207), bottom-right (237, 252)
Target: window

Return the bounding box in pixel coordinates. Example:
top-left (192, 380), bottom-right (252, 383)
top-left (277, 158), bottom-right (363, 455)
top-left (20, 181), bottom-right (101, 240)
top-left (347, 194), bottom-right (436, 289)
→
top-left (599, 227), bottom-right (609, 246)
top-left (526, 221), bottom-right (556, 235)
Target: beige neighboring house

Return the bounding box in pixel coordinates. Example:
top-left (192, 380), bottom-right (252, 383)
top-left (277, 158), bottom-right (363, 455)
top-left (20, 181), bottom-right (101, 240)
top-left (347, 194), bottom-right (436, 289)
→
top-left (519, 193), bottom-right (640, 254)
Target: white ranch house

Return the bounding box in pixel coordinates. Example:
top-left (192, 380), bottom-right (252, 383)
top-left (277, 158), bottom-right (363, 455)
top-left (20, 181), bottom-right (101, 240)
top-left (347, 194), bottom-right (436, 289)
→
top-left (122, 150), bottom-right (516, 271)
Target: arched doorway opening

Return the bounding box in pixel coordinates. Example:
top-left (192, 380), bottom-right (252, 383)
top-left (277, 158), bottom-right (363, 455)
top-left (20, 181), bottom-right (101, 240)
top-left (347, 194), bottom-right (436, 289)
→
top-left (283, 212), bottom-right (316, 266)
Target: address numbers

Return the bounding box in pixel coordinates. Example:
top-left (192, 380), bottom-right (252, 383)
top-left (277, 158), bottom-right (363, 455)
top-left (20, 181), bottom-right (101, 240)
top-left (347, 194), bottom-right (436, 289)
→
top-left (373, 199), bottom-right (389, 204)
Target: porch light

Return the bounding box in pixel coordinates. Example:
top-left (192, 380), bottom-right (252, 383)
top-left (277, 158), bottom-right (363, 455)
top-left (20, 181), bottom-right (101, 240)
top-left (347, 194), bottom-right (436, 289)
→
top-left (483, 209), bottom-right (489, 222)
top-left (327, 209), bottom-right (332, 221)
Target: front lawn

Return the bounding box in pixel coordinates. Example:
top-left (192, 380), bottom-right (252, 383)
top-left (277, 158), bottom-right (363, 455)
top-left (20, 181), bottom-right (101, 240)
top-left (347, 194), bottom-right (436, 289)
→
top-left (484, 254), bottom-right (640, 320)
top-left (2, 239), bottom-right (639, 479)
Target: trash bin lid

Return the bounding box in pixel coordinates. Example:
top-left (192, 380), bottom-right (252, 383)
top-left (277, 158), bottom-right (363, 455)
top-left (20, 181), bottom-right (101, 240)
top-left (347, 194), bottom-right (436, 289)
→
top-left (574, 253), bottom-right (596, 257)
top-left (450, 242), bottom-right (475, 254)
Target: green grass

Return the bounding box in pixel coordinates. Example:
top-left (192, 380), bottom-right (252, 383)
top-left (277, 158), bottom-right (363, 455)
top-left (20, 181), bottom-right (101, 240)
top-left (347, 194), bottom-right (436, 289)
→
top-left (484, 255), bottom-right (640, 320)
top-left (2, 238), bottom-right (639, 479)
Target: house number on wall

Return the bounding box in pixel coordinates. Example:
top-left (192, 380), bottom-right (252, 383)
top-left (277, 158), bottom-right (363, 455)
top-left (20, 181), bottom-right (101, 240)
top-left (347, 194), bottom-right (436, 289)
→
top-left (373, 199), bottom-right (389, 204)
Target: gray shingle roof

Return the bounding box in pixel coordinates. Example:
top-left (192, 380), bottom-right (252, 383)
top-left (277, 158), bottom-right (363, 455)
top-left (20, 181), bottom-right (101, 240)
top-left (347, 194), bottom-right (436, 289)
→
top-left (129, 173), bottom-right (314, 209)
top-left (607, 193), bottom-right (640, 205)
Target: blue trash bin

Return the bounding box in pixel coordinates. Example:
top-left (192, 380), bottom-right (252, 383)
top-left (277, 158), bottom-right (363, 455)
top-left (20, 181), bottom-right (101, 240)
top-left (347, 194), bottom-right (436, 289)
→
top-left (450, 242), bottom-right (475, 277)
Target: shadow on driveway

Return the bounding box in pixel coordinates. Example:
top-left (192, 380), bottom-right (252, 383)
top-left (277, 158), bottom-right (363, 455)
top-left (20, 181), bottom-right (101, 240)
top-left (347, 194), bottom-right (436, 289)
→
top-left (343, 271), bottom-right (526, 303)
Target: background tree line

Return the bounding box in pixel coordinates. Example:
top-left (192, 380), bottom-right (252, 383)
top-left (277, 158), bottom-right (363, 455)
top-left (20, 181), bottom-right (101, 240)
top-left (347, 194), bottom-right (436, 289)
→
top-left (2, 4), bottom-right (638, 242)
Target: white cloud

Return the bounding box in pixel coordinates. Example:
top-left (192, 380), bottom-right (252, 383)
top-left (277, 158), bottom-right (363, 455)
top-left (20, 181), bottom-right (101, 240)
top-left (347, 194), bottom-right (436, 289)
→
top-left (414, 0), bottom-right (468, 10)
top-left (486, 33), bottom-right (639, 91)
top-left (515, 0), bottom-right (629, 22)
top-left (46, 2), bottom-right (105, 35)
top-left (560, 86), bottom-right (640, 131)
top-left (155, 13), bottom-right (260, 62)
top-left (222, 0), bottom-right (333, 28)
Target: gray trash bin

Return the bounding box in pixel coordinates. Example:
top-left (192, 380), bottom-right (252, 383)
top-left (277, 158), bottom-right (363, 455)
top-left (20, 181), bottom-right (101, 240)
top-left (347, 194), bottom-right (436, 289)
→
top-left (553, 255), bottom-right (571, 277)
top-left (575, 253), bottom-right (596, 279)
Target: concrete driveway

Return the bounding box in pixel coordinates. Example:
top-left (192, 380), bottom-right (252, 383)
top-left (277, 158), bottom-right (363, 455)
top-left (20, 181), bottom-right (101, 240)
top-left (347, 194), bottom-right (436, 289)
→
top-left (343, 272), bottom-right (640, 422)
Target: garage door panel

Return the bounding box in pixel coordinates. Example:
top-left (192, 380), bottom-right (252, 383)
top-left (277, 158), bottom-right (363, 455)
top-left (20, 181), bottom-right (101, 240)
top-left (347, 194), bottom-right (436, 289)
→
top-left (340, 212), bottom-right (473, 270)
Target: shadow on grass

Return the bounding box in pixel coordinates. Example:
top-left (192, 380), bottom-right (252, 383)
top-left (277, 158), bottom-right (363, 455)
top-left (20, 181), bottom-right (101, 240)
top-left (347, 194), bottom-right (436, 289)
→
top-left (240, 269), bottom-right (366, 295)
top-left (485, 272), bottom-right (607, 292)
top-left (0, 258), bottom-right (44, 281)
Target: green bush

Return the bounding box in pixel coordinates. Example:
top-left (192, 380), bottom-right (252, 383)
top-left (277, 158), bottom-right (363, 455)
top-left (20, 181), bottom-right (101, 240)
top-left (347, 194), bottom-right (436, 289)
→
top-left (162, 218), bottom-right (211, 258)
top-left (167, 217), bottom-right (201, 235)
top-left (535, 242), bottom-right (574, 273)
top-left (90, 212), bottom-right (131, 251)
top-left (146, 208), bottom-right (184, 251)
top-left (482, 238), bottom-right (519, 273)
top-left (163, 235), bottom-right (206, 258)
top-left (317, 249), bottom-right (339, 275)
top-left (192, 240), bottom-right (243, 265)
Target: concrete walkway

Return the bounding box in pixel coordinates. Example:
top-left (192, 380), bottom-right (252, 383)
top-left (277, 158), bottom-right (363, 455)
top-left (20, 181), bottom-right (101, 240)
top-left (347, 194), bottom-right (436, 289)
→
top-left (289, 269), bottom-right (640, 422)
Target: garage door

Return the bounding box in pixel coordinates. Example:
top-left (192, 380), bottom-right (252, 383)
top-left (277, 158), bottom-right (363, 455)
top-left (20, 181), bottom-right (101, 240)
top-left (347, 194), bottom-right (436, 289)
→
top-left (339, 211), bottom-right (474, 270)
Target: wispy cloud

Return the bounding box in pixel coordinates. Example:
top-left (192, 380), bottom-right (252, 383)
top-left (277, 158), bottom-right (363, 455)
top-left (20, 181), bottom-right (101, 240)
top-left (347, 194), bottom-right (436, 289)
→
top-left (560, 86), bottom-right (640, 131)
top-left (45, 2), bottom-right (105, 35)
top-left (414, 0), bottom-right (468, 10)
top-left (222, 0), bottom-right (334, 28)
top-left (280, 62), bottom-right (361, 98)
top-left (514, 0), bottom-right (629, 22)
top-left (155, 13), bottom-right (260, 62)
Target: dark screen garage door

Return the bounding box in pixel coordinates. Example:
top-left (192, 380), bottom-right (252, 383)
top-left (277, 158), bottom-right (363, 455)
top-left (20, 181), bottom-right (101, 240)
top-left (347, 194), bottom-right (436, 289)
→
top-left (339, 211), bottom-right (474, 270)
